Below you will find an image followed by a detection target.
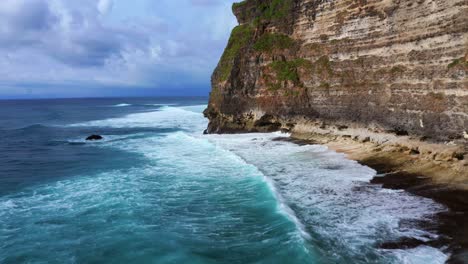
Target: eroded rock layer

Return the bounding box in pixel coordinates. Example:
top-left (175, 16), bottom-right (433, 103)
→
top-left (205, 0), bottom-right (468, 141)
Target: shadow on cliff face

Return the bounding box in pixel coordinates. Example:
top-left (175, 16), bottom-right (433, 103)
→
top-left (253, 114), bottom-right (282, 131)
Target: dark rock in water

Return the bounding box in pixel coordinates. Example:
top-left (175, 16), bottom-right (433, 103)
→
top-left (86, 135), bottom-right (103, 141)
top-left (379, 237), bottom-right (426, 249)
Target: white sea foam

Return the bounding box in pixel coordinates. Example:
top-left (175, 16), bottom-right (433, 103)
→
top-left (0, 126), bottom-right (316, 262)
top-left (204, 132), bottom-right (447, 262)
top-left (0, 200), bottom-right (16, 211)
top-left (60, 105), bottom-right (448, 263)
top-left (85, 104), bottom-right (447, 262)
top-left (391, 246), bottom-right (449, 263)
top-left (178, 104), bottom-right (207, 114)
top-left (98, 128), bottom-right (311, 244)
top-left (110, 103), bottom-right (179, 107)
top-left (144, 103), bottom-right (178, 106)
top-left (68, 106), bottom-right (207, 133)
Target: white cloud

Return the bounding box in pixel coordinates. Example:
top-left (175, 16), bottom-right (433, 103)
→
top-left (97, 0), bottom-right (113, 15)
top-left (0, 0), bottom-right (239, 97)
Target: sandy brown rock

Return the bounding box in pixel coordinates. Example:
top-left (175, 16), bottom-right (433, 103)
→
top-left (205, 1), bottom-right (468, 261)
top-left (288, 126), bottom-right (468, 263)
top-left (290, 124), bottom-right (468, 188)
top-left (205, 0), bottom-right (468, 141)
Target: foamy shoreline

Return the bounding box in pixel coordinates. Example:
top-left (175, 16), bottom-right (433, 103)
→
top-left (287, 127), bottom-right (468, 263)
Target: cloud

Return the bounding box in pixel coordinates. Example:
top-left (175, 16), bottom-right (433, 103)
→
top-left (0, 0), bottom-right (238, 98)
top-left (190, 0), bottom-right (223, 6)
top-left (0, 0), bottom-right (57, 47)
top-left (97, 0), bottom-right (113, 15)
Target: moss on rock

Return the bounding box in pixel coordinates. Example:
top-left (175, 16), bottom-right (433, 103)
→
top-left (253, 33), bottom-right (295, 52)
top-left (268, 58), bottom-right (312, 89)
top-left (217, 24), bottom-right (254, 81)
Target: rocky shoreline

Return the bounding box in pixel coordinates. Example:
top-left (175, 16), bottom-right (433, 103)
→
top-left (371, 171), bottom-right (467, 264)
top-left (204, 0), bottom-right (467, 262)
top-left (285, 127), bottom-right (467, 263)
top-left (205, 116), bottom-right (468, 262)
top-left (206, 122), bottom-right (467, 262)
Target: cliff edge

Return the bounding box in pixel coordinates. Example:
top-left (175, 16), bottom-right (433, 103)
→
top-left (205, 0), bottom-right (467, 139)
top-left (205, 1), bottom-right (468, 260)
top-left (204, 0), bottom-right (468, 184)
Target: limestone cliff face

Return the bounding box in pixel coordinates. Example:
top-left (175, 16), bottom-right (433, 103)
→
top-left (204, 0), bottom-right (468, 141)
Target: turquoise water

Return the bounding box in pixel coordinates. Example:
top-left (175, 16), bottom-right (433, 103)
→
top-left (0, 98), bottom-right (448, 263)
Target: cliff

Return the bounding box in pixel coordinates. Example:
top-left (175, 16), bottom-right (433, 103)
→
top-left (204, 2), bottom-right (468, 260)
top-left (204, 0), bottom-right (468, 142)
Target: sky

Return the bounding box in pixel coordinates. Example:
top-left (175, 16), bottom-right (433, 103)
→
top-left (0, 0), bottom-right (239, 98)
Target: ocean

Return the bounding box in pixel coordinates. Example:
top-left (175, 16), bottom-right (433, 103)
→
top-left (0, 97), bottom-right (448, 263)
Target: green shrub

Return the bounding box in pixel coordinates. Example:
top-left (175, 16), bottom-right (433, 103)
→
top-left (271, 61), bottom-right (300, 83)
top-left (217, 25), bottom-right (254, 81)
top-left (232, 1), bottom-right (247, 10)
top-left (233, 0), bottom-right (293, 22)
top-left (262, 0), bottom-right (293, 20)
top-left (251, 0), bottom-right (294, 22)
top-left (268, 58), bottom-right (312, 89)
top-left (253, 33), bottom-right (295, 52)
top-left (448, 57), bottom-right (467, 69)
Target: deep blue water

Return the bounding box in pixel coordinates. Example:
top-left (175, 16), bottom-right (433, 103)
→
top-left (0, 98), bottom-right (198, 194)
top-left (0, 97), bottom-right (448, 263)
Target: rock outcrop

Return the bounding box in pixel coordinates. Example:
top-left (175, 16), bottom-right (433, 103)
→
top-left (204, 0), bottom-right (468, 142)
top-left (86, 135), bottom-right (103, 141)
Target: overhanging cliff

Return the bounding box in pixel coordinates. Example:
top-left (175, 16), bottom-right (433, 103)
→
top-left (204, 0), bottom-right (468, 141)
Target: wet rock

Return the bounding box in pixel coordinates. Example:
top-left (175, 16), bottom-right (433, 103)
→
top-left (453, 152), bottom-right (465, 161)
top-left (86, 135), bottom-right (103, 141)
top-left (394, 129), bottom-right (409, 136)
top-left (410, 148), bottom-right (420, 155)
top-left (379, 237), bottom-right (426, 249)
top-left (360, 137), bottom-right (371, 143)
top-left (253, 114), bottom-right (282, 132)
